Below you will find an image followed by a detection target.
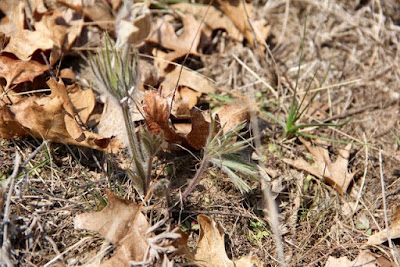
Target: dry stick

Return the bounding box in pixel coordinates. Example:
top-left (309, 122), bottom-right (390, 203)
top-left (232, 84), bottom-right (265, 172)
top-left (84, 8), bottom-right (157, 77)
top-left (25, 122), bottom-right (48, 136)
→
top-left (322, 100), bottom-right (397, 123)
top-left (232, 54), bottom-right (278, 99)
top-left (379, 150), bottom-right (400, 266)
top-left (353, 133), bottom-right (368, 213)
top-left (170, 208), bottom-right (257, 220)
top-left (1, 153), bottom-right (21, 267)
top-left (276, 0), bottom-right (290, 46)
top-left (240, 0), bottom-right (286, 265)
top-left (44, 237), bottom-right (91, 267)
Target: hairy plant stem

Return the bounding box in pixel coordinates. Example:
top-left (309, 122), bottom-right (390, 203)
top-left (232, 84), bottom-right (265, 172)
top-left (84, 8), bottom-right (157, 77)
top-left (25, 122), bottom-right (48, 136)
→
top-left (121, 103), bottom-right (146, 191)
top-left (182, 155), bottom-right (209, 200)
top-left (145, 154), bottom-right (154, 194)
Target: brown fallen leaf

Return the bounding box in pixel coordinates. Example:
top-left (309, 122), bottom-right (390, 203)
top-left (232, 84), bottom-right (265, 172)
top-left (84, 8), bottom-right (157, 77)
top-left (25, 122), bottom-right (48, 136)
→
top-left (166, 86), bottom-right (202, 119)
top-left (160, 67), bottom-right (216, 96)
top-left (58, 0), bottom-right (114, 32)
top-left (158, 65), bottom-right (216, 118)
top-left (182, 215), bottom-right (261, 267)
top-left (0, 1), bottom-right (25, 37)
top-left (115, 2), bottom-right (151, 47)
top-left (147, 14), bottom-right (201, 56)
top-left (367, 205), bottom-right (400, 245)
top-left (172, 3), bottom-right (242, 41)
top-left (0, 79), bottom-right (121, 152)
top-left (216, 102), bottom-right (250, 134)
top-left (0, 1), bottom-right (82, 85)
top-left (143, 91), bottom-right (214, 150)
top-left (0, 55), bottom-right (48, 85)
top-left (217, 0), bottom-right (270, 47)
top-left (3, 12), bottom-right (66, 62)
top-left (143, 90), bottom-right (185, 146)
top-left (283, 137), bottom-right (355, 195)
top-left (74, 191), bottom-right (150, 266)
top-left (325, 250), bottom-right (377, 267)
top-left (186, 109), bottom-right (210, 150)
top-left (64, 83), bottom-right (96, 124)
top-left (2, 30), bottom-right (52, 61)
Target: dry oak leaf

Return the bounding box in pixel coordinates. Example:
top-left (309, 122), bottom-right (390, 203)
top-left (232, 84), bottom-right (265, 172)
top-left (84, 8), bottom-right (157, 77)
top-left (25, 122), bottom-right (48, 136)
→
top-left (143, 91), bottom-right (213, 150)
top-left (173, 86), bottom-right (202, 118)
top-left (147, 14), bottom-right (201, 55)
top-left (283, 137), bottom-right (355, 195)
top-left (3, 9), bottom-right (67, 62)
top-left (325, 250), bottom-right (377, 267)
top-left (0, 1), bottom-right (25, 37)
top-left (217, 0), bottom-right (270, 47)
top-left (160, 67), bottom-right (216, 96)
top-left (147, 13), bottom-right (202, 67)
top-left (143, 90), bottom-right (187, 146)
top-left (58, 0), bottom-right (114, 32)
top-left (172, 3), bottom-right (242, 41)
top-left (0, 79), bottom-right (121, 152)
top-left (367, 205), bottom-right (400, 245)
top-left (0, 55), bottom-right (48, 85)
top-left (115, 2), bottom-right (151, 47)
top-left (216, 102), bottom-right (250, 134)
top-left (185, 109), bottom-right (211, 150)
top-left (158, 65), bottom-right (216, 117)
top-left (74, 191), bottom-right (150, 266)
top-left (188, 215), bottom-right (261, 267)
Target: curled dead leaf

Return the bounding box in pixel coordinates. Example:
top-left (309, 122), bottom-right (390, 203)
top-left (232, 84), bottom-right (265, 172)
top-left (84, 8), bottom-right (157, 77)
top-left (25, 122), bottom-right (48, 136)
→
top-left (177, 215), bottom-right (261, 267)
top-left (0, 79), bottom-right (121, 152)
top-left (325, 250), bottom-right (377, 267)
top-left (115, 2), bottom-right (151, 47)
top-left (186, 109), bottom-right (210, 150)
top-left (147, 14), bottom-right (201, 56)
top-left (283, 137), bottom-right (355, 195)
top-left (58, 0), bottom-right (114, 32)
top-left (217, 102), bottom-right (250, 134)
top-left (172, 3), bottom-right (242, 41)
top-left (217, 0), bottom-right (270, 47)
top-left (74, 191), bottom-right (150, 266)
top-left (143, 91), bottom-right (214, 150)
top-left (0, 55), bottom-right (48, 85)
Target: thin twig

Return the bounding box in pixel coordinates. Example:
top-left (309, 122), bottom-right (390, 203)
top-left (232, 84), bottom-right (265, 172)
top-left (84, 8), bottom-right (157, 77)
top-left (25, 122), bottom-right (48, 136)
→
top-left (1, 153), bottom-right (21, 267)
top-left (379, 149), bottom-right (399, 266)
top-left (353, 133), bottom-right (369, 213)
top-left (232, 54), bottom-right (279, 99)
top-left (44, 237), bottom-right (91, 267)
top-left (170, 208), bottom-right (257, 220)
top-left (247, 65), bottom-right (286, 266)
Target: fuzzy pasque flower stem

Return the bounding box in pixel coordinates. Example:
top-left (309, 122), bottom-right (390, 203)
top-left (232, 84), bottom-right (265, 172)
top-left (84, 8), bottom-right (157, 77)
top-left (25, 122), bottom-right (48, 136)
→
top-left (182, 155), bottom-right (209, 200)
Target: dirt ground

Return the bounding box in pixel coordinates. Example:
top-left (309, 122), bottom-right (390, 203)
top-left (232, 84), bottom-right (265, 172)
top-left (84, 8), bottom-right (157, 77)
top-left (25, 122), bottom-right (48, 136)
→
top-left (1, 0), bottom-right (400, 266)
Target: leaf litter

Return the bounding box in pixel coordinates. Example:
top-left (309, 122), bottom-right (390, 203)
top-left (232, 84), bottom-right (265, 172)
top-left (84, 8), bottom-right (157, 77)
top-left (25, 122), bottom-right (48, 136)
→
top-left (0, 0), bottom-right (400, 266)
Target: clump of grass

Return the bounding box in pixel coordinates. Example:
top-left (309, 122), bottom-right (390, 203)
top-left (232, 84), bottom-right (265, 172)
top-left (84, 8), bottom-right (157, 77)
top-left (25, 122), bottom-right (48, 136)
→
top-left (89, 34), bottom-right (162, 194)
top-left (262, 19), bottom-right (350, 142)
